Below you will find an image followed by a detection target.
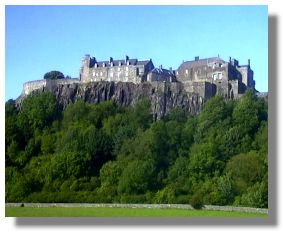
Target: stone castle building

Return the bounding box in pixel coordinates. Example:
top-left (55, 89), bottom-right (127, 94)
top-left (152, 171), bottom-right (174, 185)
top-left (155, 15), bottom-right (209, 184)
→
top-left (176, 56), bottom-right (255, 99)
top-left (22, 54), bottom-right (255, 99)
top-left (79, 54), bottom-right (176, 84)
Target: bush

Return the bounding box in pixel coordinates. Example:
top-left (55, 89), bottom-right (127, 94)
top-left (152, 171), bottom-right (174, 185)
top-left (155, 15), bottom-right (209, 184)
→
top-left (119, 194), bottom-right (147, 204)
top-left (190, 194), bottom-right (203, 209)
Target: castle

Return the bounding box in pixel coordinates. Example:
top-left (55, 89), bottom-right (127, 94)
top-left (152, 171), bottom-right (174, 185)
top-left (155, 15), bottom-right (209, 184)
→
top-left (22, 54), bottom-right (255, 99)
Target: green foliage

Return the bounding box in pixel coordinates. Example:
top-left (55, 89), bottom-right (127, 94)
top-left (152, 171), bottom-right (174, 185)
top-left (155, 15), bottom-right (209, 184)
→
top-left (232, 89), bottom-right (260, 136)
top-left (5, 92), bottom-right (268, 207)
top-left (43, 70), bottom-right (64, 80)
top-left (226, 151), bottom-right (264, 194)
top-left (154, 186), bottom-right (176, 204)
top-left (18, 92), bottom-right (58, 139)
top-left (188, 143), bottom-right (224, 180)
top-left (118, 160), bottom-right (156, 195)
top-left (234, 180), bottom-right (268, 208)
top-left (47, 151), bottom-right (91, 182)
top-left (190, 194), bottom-right (203, 209)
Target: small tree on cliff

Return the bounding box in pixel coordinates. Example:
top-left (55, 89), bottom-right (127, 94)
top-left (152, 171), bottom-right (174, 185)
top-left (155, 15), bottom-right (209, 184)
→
top-left (43, 71), bottom-right (65, 80)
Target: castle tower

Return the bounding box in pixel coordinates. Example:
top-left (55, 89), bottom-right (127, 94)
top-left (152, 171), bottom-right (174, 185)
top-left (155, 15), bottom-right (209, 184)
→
top-left (80, 54), bottom-right (91, 82)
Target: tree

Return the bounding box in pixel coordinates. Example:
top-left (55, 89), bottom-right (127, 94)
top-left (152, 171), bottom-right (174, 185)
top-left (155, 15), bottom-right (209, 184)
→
top-left (234, 180), bottom-right (268, 208)
top-left (5, 100), bottom-right (22, 150)
top-left (165, 107), bottom-right (188, 123)
top-left (97, 161), bottom-right (123, 201)
top-left (18, 92), bottom-right (58, 136)
top-left (194, 95), bottom-right (229, 143)
top-left (41, 130), bottom-right (55, 155)
top-left (43, 71), bottom-right (64, 80)
top-left (188, 142), bottom-right (224, 180)
top-left (62, 101), bottom-right (90, 128)
top-left (47, 151), bottom-right (91, 182)
top-left (128, 99), bottom-right (152, 130)
top-left (232, 89), bottom-right (259, 136)
top-left (154, 186), bottom-right (176, 204)
top-left (118, 159), bottom-right (156, 195)
top-left (225, 151), bottom-right (265, 195)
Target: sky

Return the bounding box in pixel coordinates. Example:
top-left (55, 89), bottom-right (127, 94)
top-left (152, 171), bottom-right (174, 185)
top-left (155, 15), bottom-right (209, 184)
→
top-left (5, 5), bottom-right (268, 100)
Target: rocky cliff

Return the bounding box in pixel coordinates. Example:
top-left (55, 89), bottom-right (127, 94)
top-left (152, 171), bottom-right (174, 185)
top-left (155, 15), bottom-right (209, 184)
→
top-left (17, 81), bottom-right (205, 119)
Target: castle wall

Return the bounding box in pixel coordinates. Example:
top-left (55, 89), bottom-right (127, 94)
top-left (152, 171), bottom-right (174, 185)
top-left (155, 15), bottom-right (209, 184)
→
top-left (22, 79), bottom-right (80, 96)
top-left (23, 80), bottom-right (47, 95)
top-left (184, 81), bottom-right (215, 99)
top-left (237, 66), bottom-right (249, 88)
top-left (147, 72), bottom-right (175, 82)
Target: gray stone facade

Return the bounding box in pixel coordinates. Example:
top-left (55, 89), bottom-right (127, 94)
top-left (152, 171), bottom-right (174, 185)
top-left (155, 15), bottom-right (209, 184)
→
top-left (176, 56), bottom-right (255, 99)
top-left (80, 55), bottom-right (155, 84)
top-left (147, 66), bottom-right (176, 82)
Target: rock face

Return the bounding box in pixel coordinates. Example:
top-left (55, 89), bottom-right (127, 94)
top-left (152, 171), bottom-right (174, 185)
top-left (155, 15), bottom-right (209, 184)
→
top-left (17, 81), bottom-right (205, 119)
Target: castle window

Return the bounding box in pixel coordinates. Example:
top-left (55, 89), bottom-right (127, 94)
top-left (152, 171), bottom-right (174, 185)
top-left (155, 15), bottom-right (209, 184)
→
top-left (100, 72), bottom-right (103, 76)
top-left (102, 63), bottom-right (105, 67)
top-left (213, 72), bottom-right (223, 80)
top-left (126, 67), bottom-right (129, 71)
top-left (185, 69), bottom-right (188, 75)
top-left (213, 73), bottom-right (217, 80)
top-left (118, 67), bottom-right (121, 72)
top-left (94, 63), bottom-right (98, 68)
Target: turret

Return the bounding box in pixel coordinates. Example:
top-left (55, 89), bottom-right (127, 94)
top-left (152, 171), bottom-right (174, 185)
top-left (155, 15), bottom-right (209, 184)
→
top-left (80, 54), bottom-right (92, 82)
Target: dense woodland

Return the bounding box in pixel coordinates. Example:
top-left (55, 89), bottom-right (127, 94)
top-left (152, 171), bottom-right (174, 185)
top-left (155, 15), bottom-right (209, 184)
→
top-left (5, 90), bottom-right (268, 208)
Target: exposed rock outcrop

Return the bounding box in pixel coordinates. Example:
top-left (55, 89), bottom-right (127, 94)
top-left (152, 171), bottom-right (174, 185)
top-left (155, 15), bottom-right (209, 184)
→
top-left (17, 81), bottom-right (205, 119)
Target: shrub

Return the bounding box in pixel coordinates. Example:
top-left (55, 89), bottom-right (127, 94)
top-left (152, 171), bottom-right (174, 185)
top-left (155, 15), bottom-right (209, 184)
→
top-left (190, 194), bottom-right (203, 209)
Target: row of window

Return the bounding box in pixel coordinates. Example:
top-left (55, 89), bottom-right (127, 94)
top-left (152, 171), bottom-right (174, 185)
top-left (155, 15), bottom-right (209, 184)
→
top-left (92, 68), bottom-right (142, 78)
top-left (181, 69), bottom-right (223, 80)
top-left (92, 71), bottom-right (129, 77)
top-left (94, 61), bottom-right (131, 68)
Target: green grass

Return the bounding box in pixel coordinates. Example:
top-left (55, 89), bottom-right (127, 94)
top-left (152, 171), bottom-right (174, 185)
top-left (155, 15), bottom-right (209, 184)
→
top-left (5, 207), bottom-right (268, 217)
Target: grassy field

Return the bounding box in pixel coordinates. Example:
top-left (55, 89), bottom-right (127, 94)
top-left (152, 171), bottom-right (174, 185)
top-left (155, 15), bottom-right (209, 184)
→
top-left (5, 207), bottom-right (268, 217)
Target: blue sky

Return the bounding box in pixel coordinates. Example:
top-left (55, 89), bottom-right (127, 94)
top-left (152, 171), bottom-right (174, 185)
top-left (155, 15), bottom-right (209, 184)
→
top-left (5, 5), bottom-right (268, 100)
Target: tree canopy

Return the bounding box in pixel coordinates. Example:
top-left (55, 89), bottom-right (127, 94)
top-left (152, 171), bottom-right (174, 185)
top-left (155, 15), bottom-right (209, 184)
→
top-left (43, 71), bottom-right (65, 80)
top-left (5, 91), bottom-right (268, 208)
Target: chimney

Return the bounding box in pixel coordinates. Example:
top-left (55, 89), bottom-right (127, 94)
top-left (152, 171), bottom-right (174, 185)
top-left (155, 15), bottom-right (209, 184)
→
top-left (195, 56), bottom-right (199, 61)
top-left (125, 55), bottom-right (129, 65)
top-left (248, 59), bottom-right (250, 66)
top-left (229, 57), bottom-right (231, 63)
top-left (169, 67), bottom-right (172, 72)
top-left (110, 57), bottom-right (113, 63)
top-left (159, 65), bottom-right (163, 70)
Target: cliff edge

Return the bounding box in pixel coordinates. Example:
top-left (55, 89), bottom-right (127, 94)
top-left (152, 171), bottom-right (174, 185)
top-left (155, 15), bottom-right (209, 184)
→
top-left (17, 81), bottom-right (204, 119)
